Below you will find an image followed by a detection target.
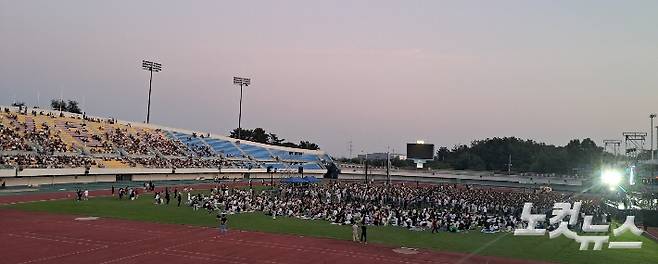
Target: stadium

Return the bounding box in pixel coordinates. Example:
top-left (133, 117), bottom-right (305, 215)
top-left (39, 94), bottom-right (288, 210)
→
top-left (2, 2), bottom-right (658, 264)
top-left (1, 104), bottom-right (658, 264)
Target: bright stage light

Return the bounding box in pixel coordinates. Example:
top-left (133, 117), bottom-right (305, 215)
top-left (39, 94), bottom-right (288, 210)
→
top-left (601, 170), bottom-right (622, 187)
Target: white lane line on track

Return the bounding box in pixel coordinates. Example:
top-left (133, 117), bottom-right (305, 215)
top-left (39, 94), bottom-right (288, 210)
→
top-left (21, 232), bottom-right (117, 246)
top-left (17, 246), bottom-right (108, 264)
top-left (8, 233), bottom-right (106, 247)
top-left (99, 229), bottom-right (217, 264)
top-left (208, 236), bottom-right (440, 264)
top-left (154, 251), bottom-right (251, 264)
top-left (7, 233), bottom-right (109, 264)
top-left (165, 248), bottom-right (285, 264)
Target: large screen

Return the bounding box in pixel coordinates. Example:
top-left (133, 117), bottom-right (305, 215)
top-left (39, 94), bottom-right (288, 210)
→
top-left (407, 143), bottom-right (434, 160)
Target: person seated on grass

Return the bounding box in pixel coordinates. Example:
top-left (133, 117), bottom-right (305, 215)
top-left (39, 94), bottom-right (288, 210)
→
top-left (154, 192), bottom-right (161, 205)
top-left (175, 182), bottom-right (607, 236)
top-left (130, 188), bottom-right (138, 200)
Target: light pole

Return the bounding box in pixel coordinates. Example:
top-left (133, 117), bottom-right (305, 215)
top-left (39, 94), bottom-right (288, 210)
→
top-left (142, 60), bottom-right (162, 124)
top-left (364, 152), bottom-right (369, 183)
top-left (649, 114), bottom-right (658, 161)
top-left (233, 77), bottom-right (251, 140)
top-left (386, 146), bottom-right (391, 185)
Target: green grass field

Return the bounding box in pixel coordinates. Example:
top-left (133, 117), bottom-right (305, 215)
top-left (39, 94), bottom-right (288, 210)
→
top-left (5, 193), bottom-right (658, 264)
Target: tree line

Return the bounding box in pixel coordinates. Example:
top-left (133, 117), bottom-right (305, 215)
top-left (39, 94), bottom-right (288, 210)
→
top-left (10, 99), bottom-right (83, 115)
top-left (340, 137), bottom-right (617, 176)
top-left (435, 137), bottom-right (613, 174)
top-left (229, 128), bottom-right (320, 150)
top-left (50, 99), bottom-right (82, 114)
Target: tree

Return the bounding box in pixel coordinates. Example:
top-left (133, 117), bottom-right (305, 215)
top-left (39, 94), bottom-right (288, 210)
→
top-left (268, 133), bottom-right (285, 145)
top-left (299, 141), bottom-right (320, 150)
top-left (436, 147), bottom-right (449, 161)
top-left (280, 142), bottom-right (299, 148)
top-left (251, 128), bottom-right (269, 143)
top-left (66, 100), bottom-right (82, 114)
top-left (229, 127), bottom-right (321, 150)
top-left (50, 99), bottom-right (82, 114)
top-left (51, 99), bottom-right (66, 111)
top-left (230, 128), bottom-right (253, 140)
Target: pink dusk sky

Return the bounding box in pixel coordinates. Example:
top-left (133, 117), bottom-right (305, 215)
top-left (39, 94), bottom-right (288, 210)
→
top-left (1, 0), bottom-right (658, 157)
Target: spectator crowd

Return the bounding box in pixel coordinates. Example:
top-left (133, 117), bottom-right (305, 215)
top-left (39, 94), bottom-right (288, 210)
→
top-left (185, 182), bottom-right (607, 234)
top-left (0, 110), bottom-right (257, 169)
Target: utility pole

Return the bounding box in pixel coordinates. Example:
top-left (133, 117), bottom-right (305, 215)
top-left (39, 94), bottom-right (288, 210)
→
top-left (364, 152), bottom-right (368, 183)
top-left (386, 146), bottom-right (391, 185)
top-left (649, 114), bottom-right (656, 161)
top-left (59, 89), bottom-right (63, 113)
top-left (507, 154), bottom-right (512, 175)
top-left (348, 141), bottom-right (353, 159)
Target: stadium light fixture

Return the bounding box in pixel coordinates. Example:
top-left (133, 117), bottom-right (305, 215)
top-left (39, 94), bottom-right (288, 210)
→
top-left (233, 76), bottom-right (251, 140)
top-left (142, 60), bottom-right (163, 124)
top-left (601, 169), bottom-right (622, 188)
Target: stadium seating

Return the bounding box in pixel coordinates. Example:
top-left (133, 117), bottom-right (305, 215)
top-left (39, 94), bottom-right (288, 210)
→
top-left (203, 138), bottom-right (245, 158)
top-left (0, 107), bottom-right (331, 171)
top-left (237, 143), bottom-right (274, 160)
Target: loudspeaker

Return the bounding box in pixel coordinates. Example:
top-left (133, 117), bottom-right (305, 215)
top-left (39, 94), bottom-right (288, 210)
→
top-left (267, 166), bottom-right (273, 173)
top-left (298, 167), bottom-right (304, 174)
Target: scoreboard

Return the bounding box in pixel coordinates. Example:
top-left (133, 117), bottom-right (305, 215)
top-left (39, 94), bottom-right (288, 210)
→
top-left (406, 143), bottom-right (434, 160)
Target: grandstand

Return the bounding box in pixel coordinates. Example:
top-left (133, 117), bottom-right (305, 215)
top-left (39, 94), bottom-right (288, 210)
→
top-left (0, 105), bottom-right (588, 189)
top-left (0, 106), bottom-right (333, 186)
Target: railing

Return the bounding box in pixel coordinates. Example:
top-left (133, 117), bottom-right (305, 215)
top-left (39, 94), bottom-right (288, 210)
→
top-left (0, 167), bottom-right (327, 178)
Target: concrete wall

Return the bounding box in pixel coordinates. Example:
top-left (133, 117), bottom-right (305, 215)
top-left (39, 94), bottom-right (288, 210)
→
top-left (0, 165), bottom-right (581, 188)
top-left (2, 175), bottom-right (116, 187)
top-left (0, 168), bottom-right (326, 187)
top-left (341, 169), bottom-right (583, 186)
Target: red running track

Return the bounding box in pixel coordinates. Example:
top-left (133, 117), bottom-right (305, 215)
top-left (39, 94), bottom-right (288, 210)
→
top-left (0, 209), bottom-right (553, 264)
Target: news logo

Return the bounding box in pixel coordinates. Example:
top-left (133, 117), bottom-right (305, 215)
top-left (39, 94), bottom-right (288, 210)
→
top-left (514, 202), bottom-right (643, 250)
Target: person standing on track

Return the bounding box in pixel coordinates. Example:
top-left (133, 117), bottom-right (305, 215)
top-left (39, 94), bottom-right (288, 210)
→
top-left (431, 218), bottom-right (439, 234)
top-left (218, 213), bottom-right (228, 234)
top-left (352, 222), bottom-right (359, 242)
top-left (360, 222), bottom-right (367, 244)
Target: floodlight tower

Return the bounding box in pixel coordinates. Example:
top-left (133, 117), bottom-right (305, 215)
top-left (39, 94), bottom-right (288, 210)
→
top-left (603, 140), bottom-right (622, 156)
top-left (142, 60), bottom-right (163, 124)
top-left (623, 132), bottom-right (647, 161)
top-left (233, 77), bottom-right (251, 140)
